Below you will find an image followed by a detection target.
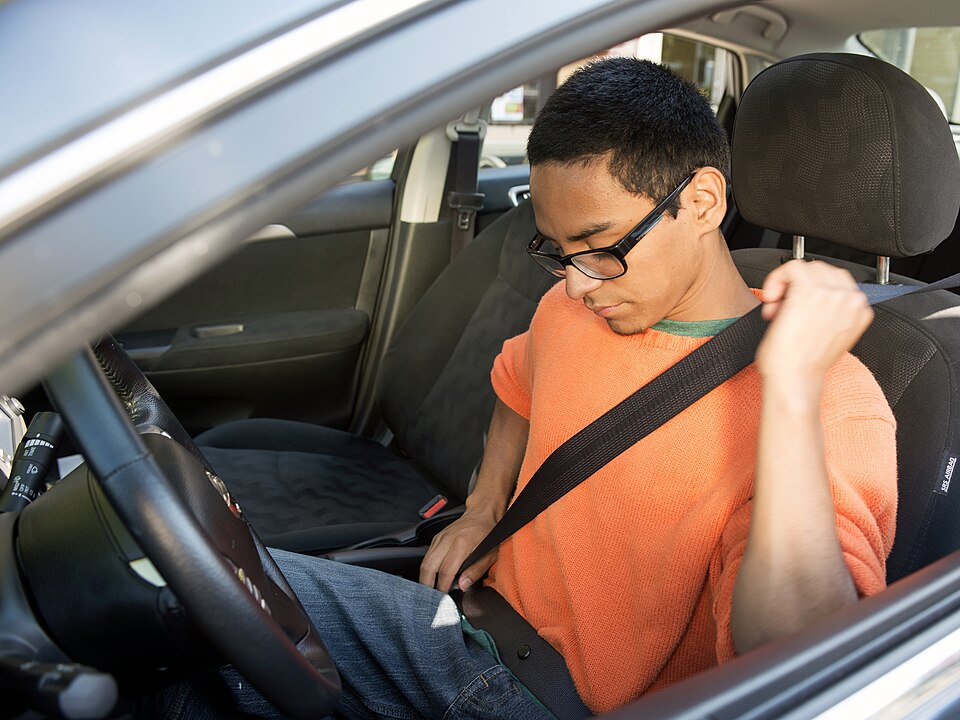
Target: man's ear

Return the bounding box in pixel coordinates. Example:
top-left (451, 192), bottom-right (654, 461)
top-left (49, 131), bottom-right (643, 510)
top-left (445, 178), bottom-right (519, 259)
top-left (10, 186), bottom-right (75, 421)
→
top-left (689, 166), bottom-right (727, 231)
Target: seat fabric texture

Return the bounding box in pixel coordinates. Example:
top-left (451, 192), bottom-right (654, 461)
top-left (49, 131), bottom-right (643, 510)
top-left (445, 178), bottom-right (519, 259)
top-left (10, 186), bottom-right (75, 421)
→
top-left (196, 201), bottom-right (555, 553)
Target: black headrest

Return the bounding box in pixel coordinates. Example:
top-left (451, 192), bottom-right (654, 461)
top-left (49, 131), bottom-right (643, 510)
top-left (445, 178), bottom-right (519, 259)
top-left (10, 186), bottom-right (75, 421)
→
top-left (732, 53), bottom-right (960, 258)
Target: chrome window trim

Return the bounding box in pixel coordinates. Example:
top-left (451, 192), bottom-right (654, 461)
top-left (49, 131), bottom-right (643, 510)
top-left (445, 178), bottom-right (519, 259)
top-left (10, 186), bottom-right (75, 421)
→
top-left (0, 0), bottom-right (432, 235)
top-left (244, 224), bottom-right (298, 244)
top-left (814, 623), bottom-right (960, 719)
top-left (507, 184), bottom-right (531, 207)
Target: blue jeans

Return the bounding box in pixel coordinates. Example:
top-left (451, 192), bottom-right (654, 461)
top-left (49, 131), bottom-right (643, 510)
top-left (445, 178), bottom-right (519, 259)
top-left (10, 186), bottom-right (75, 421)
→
top-left (145, 549), bottom-right (550, 719)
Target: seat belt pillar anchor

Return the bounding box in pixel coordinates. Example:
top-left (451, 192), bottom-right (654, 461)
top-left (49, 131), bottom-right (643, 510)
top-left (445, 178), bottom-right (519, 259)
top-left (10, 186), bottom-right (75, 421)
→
top-left (446, 111), bottom-right (486, 258)
top-left (447, 191), bottom-right (484, 230)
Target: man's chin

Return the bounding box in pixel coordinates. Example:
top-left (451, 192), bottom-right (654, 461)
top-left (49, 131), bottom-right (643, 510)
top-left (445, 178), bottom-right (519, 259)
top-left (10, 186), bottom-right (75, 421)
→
top-left (605, 318), bottom-right (648, 336)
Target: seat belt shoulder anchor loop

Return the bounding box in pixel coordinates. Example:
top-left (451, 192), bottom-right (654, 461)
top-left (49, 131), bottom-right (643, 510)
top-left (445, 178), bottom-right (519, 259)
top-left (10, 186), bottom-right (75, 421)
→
top-left (445, 113), bottom-right (487, 143)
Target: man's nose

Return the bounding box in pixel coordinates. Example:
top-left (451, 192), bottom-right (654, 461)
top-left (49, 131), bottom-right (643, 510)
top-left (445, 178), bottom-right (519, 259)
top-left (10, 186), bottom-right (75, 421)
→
top-left (564, 266), bottom-right (603, 300)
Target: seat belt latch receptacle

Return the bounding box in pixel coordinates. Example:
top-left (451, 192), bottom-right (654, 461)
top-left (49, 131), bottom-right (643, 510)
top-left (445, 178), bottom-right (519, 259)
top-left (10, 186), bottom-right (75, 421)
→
top-left (418, 495), bottom-right (449, 519)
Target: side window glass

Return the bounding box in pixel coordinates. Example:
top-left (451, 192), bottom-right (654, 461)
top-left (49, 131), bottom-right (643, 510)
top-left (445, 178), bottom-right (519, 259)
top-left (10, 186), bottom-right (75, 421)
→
top-left (482, 83), bottom-right (541, 168)
top-left (479, 33), bottom-right (741, 170)
top-left (560, 33), bottom-right (736, 113)
top-left (861, 27), bottom-right (960, 125)
top-left (340, 149), bottom-right (398, 185)
top-left (659, 34), bottom-right (732, 111)
top-left (745, 54), bottom-right (772, 82)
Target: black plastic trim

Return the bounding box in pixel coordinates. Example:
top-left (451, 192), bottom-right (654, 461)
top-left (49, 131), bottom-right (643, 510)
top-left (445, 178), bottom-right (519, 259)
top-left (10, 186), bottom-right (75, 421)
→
top-left (286, 178), bottom-right (394, 235)
top-left (0, 513), bottom-right (68, 665)
top-left (478, 165), bottom-right (532, 215)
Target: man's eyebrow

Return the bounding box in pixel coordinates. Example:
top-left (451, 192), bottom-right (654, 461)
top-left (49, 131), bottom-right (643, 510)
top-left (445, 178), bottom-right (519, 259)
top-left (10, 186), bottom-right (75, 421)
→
top-left (536, 221), bottom-right (615, 245)
top-left (568, 221), bottom-right (615, 244)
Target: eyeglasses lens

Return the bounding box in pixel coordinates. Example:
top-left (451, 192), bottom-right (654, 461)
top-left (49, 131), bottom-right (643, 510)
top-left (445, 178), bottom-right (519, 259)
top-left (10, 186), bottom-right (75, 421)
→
top-left (530, 253), bottom-right (566, 277)
top-left (572, 252), bottom-right (624, 279)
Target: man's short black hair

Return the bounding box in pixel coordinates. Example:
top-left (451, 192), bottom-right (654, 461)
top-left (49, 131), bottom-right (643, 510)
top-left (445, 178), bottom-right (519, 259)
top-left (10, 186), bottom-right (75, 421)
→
top-left (527, 57), bottom-right (730, 214)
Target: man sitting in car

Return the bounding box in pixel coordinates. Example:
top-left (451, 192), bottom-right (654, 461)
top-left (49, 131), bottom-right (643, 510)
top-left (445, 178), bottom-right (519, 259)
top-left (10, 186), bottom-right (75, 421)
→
top-left (158, 58), bottom-right (896, 719)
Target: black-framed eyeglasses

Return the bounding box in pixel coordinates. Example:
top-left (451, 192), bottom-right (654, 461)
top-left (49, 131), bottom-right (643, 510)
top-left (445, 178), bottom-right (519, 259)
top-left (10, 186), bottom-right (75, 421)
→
top-left (526, 172), bottom-right (696, 280)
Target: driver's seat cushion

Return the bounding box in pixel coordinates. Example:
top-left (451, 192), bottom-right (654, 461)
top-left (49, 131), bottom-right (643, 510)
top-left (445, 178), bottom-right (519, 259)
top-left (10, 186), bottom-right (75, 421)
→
top-left (195, 202), bottom-right (556, 553)
top-left (195, 419), bottom-right (444, 552)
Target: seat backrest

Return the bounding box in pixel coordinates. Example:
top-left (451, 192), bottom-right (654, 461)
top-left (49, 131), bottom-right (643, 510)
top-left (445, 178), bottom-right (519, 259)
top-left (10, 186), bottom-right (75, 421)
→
top-left (377, 202), bottom-right (555, 502)
top-left (731, 53), bottom-right (960, 582)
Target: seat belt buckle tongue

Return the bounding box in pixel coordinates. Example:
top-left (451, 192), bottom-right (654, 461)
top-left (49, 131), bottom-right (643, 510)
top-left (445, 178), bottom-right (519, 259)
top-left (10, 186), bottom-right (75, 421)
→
top-left (418, 494), bottom-right (448, 519)
top-left (447, 192), bottom-right (484, 230)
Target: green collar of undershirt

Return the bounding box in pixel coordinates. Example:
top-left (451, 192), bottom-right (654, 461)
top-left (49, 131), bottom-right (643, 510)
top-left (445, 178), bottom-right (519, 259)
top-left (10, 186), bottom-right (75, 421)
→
top-left (650, 316), bottom-right (738, 338)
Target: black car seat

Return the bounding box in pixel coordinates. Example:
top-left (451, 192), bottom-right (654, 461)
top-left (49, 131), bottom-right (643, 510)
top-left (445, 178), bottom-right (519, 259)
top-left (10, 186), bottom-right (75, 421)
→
top-left (194, 202), bottom-right (556, 553)
top-left (728, 53), bottom-right (960, 582)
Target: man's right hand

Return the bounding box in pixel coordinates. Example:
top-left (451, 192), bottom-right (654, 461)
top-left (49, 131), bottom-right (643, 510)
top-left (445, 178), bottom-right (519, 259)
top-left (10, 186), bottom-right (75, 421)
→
top-left (419, 509), bottom-right (499, 593)
top-left (420, 398), bottom-right (527, 592)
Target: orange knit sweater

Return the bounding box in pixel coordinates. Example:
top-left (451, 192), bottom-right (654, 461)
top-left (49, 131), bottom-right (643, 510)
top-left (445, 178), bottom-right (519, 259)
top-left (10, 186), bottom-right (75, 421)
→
top-left (488, 283), bottom-right (897, 714)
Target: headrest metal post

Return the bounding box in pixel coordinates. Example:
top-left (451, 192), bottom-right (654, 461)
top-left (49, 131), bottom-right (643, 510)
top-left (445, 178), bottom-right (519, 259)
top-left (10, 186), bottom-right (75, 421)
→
top-left (792, 235), bottom-right (805, 260)
top-left (876, 256), bottom-right (890, 285)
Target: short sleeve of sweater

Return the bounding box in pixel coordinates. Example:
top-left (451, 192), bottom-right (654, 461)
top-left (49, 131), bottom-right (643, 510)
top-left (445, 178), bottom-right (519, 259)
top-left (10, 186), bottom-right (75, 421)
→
top-left (708, 361), bottom-right (898, 662)
top-left (491, 331), bottom-right (532, 420)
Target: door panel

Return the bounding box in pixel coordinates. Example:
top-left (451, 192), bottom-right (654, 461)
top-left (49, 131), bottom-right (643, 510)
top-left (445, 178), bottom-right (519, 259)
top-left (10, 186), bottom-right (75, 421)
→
top-left (116, 179), bottom-right (394, 434)
top-left (476, 164), bottom-right (530, 232)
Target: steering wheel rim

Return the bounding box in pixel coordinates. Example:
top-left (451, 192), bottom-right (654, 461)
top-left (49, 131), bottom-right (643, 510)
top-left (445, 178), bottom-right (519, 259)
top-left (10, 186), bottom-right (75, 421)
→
top-left (43, 342), bottom-right (341, 719)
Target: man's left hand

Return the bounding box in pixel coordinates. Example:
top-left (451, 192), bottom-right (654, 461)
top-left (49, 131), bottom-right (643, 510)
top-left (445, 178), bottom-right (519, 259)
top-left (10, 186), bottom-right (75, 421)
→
top-left (756, 260), bottom-right (873, 383)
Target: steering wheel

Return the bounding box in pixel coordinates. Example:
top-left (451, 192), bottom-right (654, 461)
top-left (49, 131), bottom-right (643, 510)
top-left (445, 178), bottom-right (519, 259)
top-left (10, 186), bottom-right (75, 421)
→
top-left (39, 337), bottom-right (341, 718)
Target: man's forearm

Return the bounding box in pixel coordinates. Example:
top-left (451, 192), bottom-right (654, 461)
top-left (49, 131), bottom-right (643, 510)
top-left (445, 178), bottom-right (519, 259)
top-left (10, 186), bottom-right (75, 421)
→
top-left (731, 376), bottom-right (857, 654)
top-left (465, 398), bottom-right (530, 521)
top-left (419, 398), bottom-right (529, 590)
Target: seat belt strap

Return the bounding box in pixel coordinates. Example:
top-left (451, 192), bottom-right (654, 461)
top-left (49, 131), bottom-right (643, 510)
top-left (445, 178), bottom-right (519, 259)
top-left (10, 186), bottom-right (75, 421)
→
top-left (446, 117), bottom-right (485, 260)
top-left (453, 586), bottom-right (591, 719)
top-left (461, 304), bottom-right (767, 572)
